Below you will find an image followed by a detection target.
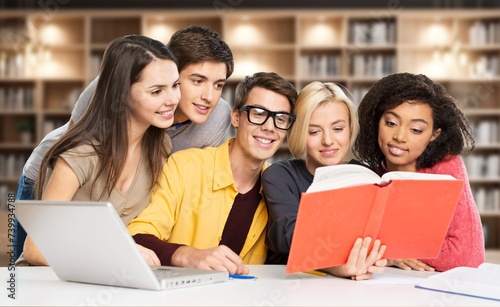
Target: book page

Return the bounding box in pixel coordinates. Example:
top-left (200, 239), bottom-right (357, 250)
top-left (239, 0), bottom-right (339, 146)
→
top-left (478, 262), bottom-right (500, 271)
top-left (382, 171), bottom-right (456, 181)
top-left (433, 266), bottom-right (500, 286)
top-left (417, 264), bottom-right (500, 300)
top-left (307, 164), bottom-right (381, 193)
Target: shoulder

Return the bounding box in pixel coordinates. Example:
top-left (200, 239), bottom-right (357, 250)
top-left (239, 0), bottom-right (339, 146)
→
top-left (263, 159), bottom-right (306, 179)
top-left (28, 124), bottom-right (69, 157)
top-left (59, 144), bottom-right (99, 169)
top-left (420, 155), bottom-right (467, 179)
top-left (168, 147), bottom-right (210, 163)
top-left (265, 159), bottom-right (300, 171)
top-left (207, 97), bottom-right (232, 120)
top-left (71, 76), bottom-right (99, 120)
top-left (168, 140), bottom-right (225, 165)
top-left (216, 97), bottom-right (232, 112)
top-left (62, 143), bottom-right (97, 157)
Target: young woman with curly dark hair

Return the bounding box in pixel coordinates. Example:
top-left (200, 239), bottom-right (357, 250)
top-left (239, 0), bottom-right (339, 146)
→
top-left (353, 72), bottom-right (484, 272)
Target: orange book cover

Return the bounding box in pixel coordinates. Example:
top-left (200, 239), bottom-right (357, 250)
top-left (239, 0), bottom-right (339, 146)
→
top-left (285, 164), bottom-right (464, 274)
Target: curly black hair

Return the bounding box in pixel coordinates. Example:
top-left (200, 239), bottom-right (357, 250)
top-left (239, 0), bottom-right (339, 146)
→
top-left (352, 72), bottom-right (474, 174)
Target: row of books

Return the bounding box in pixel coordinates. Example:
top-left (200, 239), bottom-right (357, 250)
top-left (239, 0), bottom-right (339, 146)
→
top-left (0, 184), bottom-right (12, 211)
top-left (472, 186), bottom-right (500, 213)
top-left (470, 119), bottom-right (499, 145)
top-left (349, 20), bottom-right (396, 45)
top-left (464, 154), bottom-right (500, 178)
top-left (482, 220), bottom-right (499, 249)
top-left (350, 86), bottom-right (371, 106)
top-left (0, 87), bottom-right (34, 111)
top-left (0, 20), bottom-right (27, 45)
top-left (0, 153), bottom-right (27, 179)
top-left (350, 54), bottom-right (395, 77)
top-left (471, 54), bottom-right (500, 78)
top-left (299, 54), bottom-right (340, 78)
top-left (0, 53), bottom-right (26, 78)
top-left (469, 20), bottom-right (500, 45)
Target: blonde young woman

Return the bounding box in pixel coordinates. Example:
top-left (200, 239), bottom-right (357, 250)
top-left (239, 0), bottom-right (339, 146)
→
top-left (262, 81), bottom-right (387, 280)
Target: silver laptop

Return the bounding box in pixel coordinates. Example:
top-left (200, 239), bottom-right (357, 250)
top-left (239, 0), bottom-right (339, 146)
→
top-left (15, 200), bottom-right (229, 290)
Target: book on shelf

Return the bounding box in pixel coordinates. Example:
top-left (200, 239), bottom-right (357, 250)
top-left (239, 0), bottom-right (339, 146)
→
top-left (286, 164), bottom-right (464, 274)
top-left (416, 263), bottom-right (500, 301)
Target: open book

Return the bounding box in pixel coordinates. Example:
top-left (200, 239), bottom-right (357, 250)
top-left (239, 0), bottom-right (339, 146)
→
top-left (416, 263), bottom-right (500, 301)
top-left (307, 164), bottom-right (458, 193)
top-left (286, 164), bottom-right (464, 274)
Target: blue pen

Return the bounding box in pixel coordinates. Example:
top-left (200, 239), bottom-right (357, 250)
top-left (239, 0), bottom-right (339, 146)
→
top-left (229, 274), bottom-right (257, 280)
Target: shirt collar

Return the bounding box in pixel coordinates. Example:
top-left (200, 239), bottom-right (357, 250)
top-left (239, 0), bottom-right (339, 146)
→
top-left (212, 138), bottom-right (269, 194)
top-left (212, 138), bottom-right (235, 191)
top-left (174, 120), bottom-right (192, 129)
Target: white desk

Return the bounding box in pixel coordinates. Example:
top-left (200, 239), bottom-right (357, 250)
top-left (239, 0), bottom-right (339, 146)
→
top-left (1, 265), bottom-right (497, 306)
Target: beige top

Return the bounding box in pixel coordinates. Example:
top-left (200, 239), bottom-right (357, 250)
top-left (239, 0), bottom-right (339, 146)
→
top-left (49, 143), bottom-right (155, 225)
top-left (15, 143), bottom-right (158, 266)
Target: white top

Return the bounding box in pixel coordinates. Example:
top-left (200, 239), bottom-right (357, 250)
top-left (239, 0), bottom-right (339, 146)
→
top-left (2, 265), bottom-right (498, 306)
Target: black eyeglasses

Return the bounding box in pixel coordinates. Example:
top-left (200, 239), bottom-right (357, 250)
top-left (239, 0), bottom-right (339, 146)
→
top-left (239, 105), bottom-right (296, 130)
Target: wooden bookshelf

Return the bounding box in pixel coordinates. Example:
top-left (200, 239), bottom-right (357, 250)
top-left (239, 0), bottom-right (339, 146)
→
top-left (0, 8), bottom-right (499, 250)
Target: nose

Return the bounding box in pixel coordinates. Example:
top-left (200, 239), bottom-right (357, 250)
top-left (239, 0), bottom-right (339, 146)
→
top-left (201, 85), bottom-right (214, 104)
top-left (167, 87), bottom-right (181, 106)
top-left (322, 130), bottom-right (334, 146)
top-left (393, 128), bottom-right (406, 142)
top-left (261, 115), bottom-right (276, 132)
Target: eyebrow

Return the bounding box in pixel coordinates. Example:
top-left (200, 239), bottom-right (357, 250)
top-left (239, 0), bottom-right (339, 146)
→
top-left (189, 73), bottom-right (226, 83)
top-left (250, 104), bottom-right (291, 114)
top-left (147, 84), bottom-right (166, 89)
top-left (146, 77), bottom-right (180, 89)
top-left (386, 111), bottom-right (430, 125)
top-left (309, 119), bottom-right (347, 127)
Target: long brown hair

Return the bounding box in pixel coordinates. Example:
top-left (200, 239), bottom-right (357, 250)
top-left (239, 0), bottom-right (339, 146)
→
top-left (36, 35), bottom-right (177, 199)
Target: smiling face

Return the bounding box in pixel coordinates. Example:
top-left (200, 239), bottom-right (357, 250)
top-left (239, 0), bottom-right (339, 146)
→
top-left (231, 87), bottom-right (291, 163)
top-left (174, 61), bottom-right (227, 124)
top-left (128, 59), bottom-right (180, 132)
top-left (306, 101), bottom-right (351, 175)
top-left (378, 101), bottom-right (441, 172)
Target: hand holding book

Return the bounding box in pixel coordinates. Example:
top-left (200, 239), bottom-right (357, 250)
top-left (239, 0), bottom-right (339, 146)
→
top-left (286, 164), bottom-right (463, 274)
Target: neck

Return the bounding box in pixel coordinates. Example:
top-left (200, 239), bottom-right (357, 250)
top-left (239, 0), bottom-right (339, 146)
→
top-left (228, 141), bottom-right (264, 194)
top-left (385, 161), bottom-right (417, 173)
top-left (174, 108), bottom-right (188, 125)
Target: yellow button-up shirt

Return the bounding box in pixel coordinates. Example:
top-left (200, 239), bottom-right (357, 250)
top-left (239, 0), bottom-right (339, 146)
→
top-left (127, 138), bottom-right (268, 264)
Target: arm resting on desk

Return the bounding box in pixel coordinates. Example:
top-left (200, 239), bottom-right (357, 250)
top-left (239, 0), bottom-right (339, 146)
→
top-left (133, 233), bottom-right (183, 266)
top-left (23, 236), bottom-right (48, 266)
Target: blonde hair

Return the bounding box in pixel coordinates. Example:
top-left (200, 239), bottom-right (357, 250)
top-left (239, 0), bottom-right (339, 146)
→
top-left (288, 81), bottom-right (359, 159)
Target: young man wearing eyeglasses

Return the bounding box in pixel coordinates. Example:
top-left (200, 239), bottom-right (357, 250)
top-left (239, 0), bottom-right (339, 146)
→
top-left (128, 72), bottom-right (297, 274)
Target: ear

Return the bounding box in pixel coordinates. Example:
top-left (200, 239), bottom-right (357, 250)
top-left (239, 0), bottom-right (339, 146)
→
top-left (230, 108), bottom-right (240, 128)
top-left (430, 128), bottom-right (441, 142)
